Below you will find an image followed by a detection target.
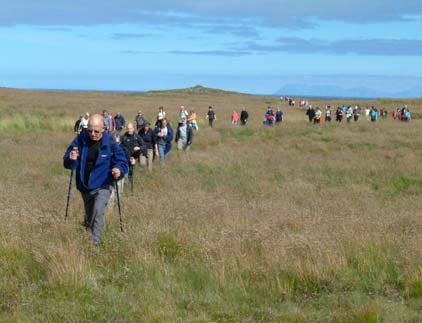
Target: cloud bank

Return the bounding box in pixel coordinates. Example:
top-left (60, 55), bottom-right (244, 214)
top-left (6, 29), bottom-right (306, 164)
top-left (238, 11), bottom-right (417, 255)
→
top-left (1, 1), bottom-right (422, 27)
top-left (241, 38), bottom-right (422, 56)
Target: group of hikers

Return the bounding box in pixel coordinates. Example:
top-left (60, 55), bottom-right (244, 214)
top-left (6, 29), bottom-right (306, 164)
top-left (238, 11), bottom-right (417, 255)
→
top-left (66, 104), bottom-right (221, 246)
top-left (230, 108), bottom-right (249, 126)
top-left (305, 104), bottom-right (412, 124)
top-left (66, 100), bottom-right (414, 246)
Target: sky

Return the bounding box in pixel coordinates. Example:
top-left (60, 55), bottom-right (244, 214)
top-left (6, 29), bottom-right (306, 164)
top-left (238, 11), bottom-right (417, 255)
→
top-left (1, 1), bottom-right (422, 97)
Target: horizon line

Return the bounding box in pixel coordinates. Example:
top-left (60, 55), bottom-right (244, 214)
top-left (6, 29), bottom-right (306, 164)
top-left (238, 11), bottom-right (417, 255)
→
top-left (0, 85), bottom-right (420, 100)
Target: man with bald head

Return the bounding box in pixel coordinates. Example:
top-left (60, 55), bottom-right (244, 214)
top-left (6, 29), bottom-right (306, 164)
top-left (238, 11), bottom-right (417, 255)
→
top-left (64, 114), bottom-right (128, 246)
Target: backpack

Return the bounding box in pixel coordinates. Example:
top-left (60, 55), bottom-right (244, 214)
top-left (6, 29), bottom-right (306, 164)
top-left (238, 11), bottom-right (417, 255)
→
top-left (266, 114), bottom-right (273, 121)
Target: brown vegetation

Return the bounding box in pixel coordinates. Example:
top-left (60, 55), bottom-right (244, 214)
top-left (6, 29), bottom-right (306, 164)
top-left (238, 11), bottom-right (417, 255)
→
top-left (0, 86), bottom-right (421, 322)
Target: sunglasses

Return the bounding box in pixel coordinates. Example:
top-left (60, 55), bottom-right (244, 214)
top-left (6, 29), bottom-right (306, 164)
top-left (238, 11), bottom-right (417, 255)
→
top-left (87, 128), bottom-right (101, 134)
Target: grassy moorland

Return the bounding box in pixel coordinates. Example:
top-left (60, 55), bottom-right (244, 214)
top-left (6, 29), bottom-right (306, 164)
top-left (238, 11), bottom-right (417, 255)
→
top-left (0, 86), bottom-right (422, 322)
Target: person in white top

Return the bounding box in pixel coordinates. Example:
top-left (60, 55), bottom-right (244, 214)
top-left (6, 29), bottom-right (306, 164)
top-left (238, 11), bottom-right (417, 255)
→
top-left (78, 112), bottom-right (90, 133)
top-left (156, 106), bottom-right (166, 126)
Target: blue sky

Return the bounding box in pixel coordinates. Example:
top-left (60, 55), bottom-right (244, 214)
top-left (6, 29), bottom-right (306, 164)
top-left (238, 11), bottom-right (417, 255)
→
top-left (1, 1), bottom-right (422, 97)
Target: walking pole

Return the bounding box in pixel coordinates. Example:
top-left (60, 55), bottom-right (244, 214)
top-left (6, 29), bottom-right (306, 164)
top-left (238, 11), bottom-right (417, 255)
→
top-left (64, 169), bottom-right (74, 219)
top-left (65, 147), bottom-right (78, 220)
top-left (114, 179), bottom-right (124, 232)
top-left (129, 165), bottom-right (134, 194)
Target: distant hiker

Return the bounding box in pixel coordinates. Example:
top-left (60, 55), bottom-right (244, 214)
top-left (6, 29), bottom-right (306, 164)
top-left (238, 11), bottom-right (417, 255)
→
top-left (314, 107), bottom-right (322, 124)
top-left (353, 106), bottom-right (361, 122)
top-left (135, 110), bottom-right (146, 130)
top-left (120, 122), bottom-right (143, 191)
top-left (206, 106), bottom-right (216, 127)
top-left (156, 106), bottom-right (166, 126)
top-left (63, 114), bottom-right (128, 246)
top-left (74, 116), bottom-right (82, 134)
top-left (306, 106), bottom-right (315, 123)
top-left (109, 111), bottom-right (116, 131)
top-left (370, 106), bottom-right (378, 122)
top-left (103, 110), bottom-right (113, 132)
top-left (381, 109), bottom-right (388, 119)
top-left (346, 106), bottom-right (353, 123)
top-left (240, 108), bottom-right (249, 126)
top-left (231, 110), bottom-right (239, 125)
top-left (325, 105), bottom-right (332, 122)
top-left (154, 118), bottom-right (173, 161)
top-left (178, 106), bottom-right (189, 126)
top-left (400, 105), bottom-right (407, 120)
top-left (175, 118), bottom-right (193, 152)
top-left (188, 110), bottom-right (199, 130)
top-left (288, 98), bottom-right (294, 106)
top-left (138, 122), bottom-right (157, 171)
top-left (114, 112), bottom-right (126, 135)
top-left (336, 107), bottom-right (343, 123)
top-left (265, 107), bottom-right (275, 125)
top-left (275, 108), bottom-right (283, 124)
top-left (365, 107), bottom-right (370, 120)
top-left (403, 108), bottom-right (411, 121)
top-left (78, 113), bottom-right (90, 134)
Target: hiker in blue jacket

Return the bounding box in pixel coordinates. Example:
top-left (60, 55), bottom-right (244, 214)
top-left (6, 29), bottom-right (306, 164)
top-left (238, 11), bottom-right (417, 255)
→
top-left (114, 112), bottom-right (126, 136)
top-left (63, 114), bottom-right (128, 246)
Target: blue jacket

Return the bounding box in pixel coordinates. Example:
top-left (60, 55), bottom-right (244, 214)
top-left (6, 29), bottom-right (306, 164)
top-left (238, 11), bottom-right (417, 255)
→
top-left (63, 132), bottom-right (129, 193)
top-left (114, 116), bottom-right (126, 130)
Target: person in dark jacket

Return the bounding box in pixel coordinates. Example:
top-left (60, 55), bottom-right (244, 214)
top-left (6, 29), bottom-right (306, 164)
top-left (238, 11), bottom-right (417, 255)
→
top-left (138, 122), bottom-right (157, 170)
top-left (175, 118), bottom-right (193, 151)
top-left (240, 108), bottom-right (249, 126)
top-left (275, 108), bottom-right (283, 124)
top-left (120, 122), bottom-right (143, 185)
top-left (154, 118), bottom-right (173, 161)
top-left (74, 116), bottom-right (82, 134)
top-left (306, 106), bottom-right (315, 123)
top-left (114, 112), bottom-right (126, 135)
top-left (336, 107), bottom-right (343, 123)
top-left (206, 106), bottom-right (216, 127)
top-left (63, 114), bottom-right (128, 246)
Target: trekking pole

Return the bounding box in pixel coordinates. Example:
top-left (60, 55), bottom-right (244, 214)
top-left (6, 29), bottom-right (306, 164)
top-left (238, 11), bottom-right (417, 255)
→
top-left (114, 179), bottom-right (124, 232)
top-left (129, 165), bottom-right (134, 194)
top-left (64, 169), bottom-right (74, 220)
top-left (65, 147), bottom-right (78, 220)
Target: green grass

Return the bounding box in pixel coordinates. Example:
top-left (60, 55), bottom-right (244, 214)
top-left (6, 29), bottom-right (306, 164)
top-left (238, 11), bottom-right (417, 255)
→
top-left (1, 88), bottom-right (422, 322)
